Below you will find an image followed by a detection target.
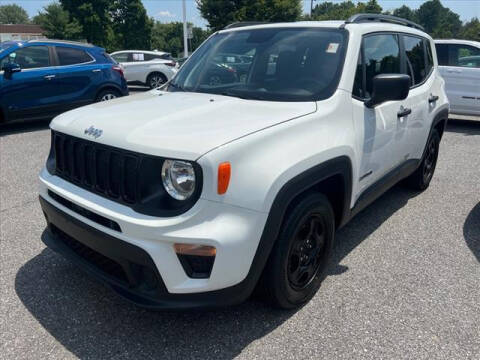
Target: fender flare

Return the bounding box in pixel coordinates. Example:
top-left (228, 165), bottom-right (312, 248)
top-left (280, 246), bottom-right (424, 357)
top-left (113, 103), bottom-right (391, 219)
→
top-left (221, 156), bottom-right (353, 302)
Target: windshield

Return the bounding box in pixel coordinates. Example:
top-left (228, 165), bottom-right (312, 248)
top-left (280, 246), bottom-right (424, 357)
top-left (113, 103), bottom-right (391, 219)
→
top-left (168, 27), bottom-right (347, 102)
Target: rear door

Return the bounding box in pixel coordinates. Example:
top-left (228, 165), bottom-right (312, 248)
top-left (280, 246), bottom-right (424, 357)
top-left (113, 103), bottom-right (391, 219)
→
top-left (398, 35), bottom-right (433, 160)
top-left (0, 45), bottom-right (61, 121)
top-left (121, 52), bottom-right (147, 83)
top-left (436, 43), bottom-right (480, 116)
top-left (53, 45), bottom-right (100, 110)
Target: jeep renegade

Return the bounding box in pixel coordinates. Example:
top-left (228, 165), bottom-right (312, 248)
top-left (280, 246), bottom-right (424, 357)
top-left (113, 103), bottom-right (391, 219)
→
top-left (39, 14), bottom-right (449, 309)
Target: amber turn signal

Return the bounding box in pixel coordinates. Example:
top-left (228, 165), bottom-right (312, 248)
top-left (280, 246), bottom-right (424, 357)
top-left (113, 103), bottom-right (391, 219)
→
top-left (217, 162), bottom-right (231, 195)
top-left (174, 243), bottom-right (217, 257)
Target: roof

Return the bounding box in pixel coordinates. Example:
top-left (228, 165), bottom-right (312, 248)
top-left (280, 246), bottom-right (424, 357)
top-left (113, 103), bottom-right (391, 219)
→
top-left (219, 20), bottom-right (429, 38)
top-left (111, 50), bottom-right (169, 55)
top-left (434, 39), bottom-right (480, 47)
top-left (27, 39), bottom-right (96, 47)
top-left (0, 24), bottom-right (44, 34)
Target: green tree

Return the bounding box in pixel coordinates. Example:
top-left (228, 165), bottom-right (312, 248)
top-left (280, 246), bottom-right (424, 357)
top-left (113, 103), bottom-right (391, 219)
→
top-left (460, 18), bottom-right (480, 42)
top-left (311, 0), bottom-right (381, 21)
top-left (60, 0), bottom-right (114, 48)
top-left (33, 3), bottom-right (82, 40)
top-left (197, 0), bottom-right (302, 31)
top-left (151, 21), bottom-right (210, 57)
top-left (417, 0), bottom-right (461, 38)
top-left (392, 5), bottom-right (418, 23)
top-left (0, 4), bottom-right (29, 24)
top-left (111, 0), bottom-right (153, 50)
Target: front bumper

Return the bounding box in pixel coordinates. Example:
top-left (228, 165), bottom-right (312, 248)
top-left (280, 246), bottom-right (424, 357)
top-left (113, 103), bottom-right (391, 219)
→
top-left (40, 196), bottom-right (252, 309)
top-left (38, 168), bottom-right (268, 309)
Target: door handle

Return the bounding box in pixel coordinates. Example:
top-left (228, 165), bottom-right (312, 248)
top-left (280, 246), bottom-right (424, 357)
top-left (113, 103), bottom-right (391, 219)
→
top-left (92, 69), bottom-right (101, 73)
top-left (397, 107), bottom-right (412, 118)
top-left (44, 74), bottom-right (56, 80)
top-left (428, 94), bottom-right (439, 103)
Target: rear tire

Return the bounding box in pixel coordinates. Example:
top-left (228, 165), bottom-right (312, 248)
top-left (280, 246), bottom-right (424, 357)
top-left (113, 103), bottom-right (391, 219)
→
top-left (404, 129), bottom-right (440, 191)
top-left (261, 193), bottom-right (335, 309)
top-left (96, 89), bottom-right (120, 102)
top-left (147, 72), bottom-right (167, 89)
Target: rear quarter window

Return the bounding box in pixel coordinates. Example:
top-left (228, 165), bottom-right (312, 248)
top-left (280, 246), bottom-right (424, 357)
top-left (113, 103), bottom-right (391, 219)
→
top-left (56, 47), bottom-right (93, 66)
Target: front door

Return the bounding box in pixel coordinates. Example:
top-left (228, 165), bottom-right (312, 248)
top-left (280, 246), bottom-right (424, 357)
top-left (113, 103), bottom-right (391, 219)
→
top-left (0, 45), bottom-right (61, 121)
top-left (352, 33), bottom-right (407, 197)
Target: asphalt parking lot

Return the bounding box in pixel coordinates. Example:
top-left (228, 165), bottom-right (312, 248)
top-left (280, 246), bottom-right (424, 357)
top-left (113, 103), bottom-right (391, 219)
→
top-left (1, 107), bottom-right (479, 358)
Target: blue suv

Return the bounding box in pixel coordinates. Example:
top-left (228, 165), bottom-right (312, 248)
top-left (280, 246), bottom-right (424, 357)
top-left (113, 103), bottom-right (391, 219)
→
top-left (0, 40), bottom-right (128, 123)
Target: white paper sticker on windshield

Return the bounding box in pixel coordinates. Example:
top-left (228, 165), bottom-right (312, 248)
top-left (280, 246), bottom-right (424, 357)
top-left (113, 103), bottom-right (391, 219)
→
top-left (133, 53), bottom-right (144, 61)
top-left (326, 43), bottom-right (339, 53)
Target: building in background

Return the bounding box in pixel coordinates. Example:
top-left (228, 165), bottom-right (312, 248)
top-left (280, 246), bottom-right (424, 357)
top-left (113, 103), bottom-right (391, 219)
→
top-left (0, 24), bottom-right (45, 42)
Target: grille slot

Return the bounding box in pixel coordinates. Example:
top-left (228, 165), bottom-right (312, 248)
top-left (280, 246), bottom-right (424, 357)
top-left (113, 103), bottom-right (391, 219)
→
top-left (52, 132), bottom-right (140, 207)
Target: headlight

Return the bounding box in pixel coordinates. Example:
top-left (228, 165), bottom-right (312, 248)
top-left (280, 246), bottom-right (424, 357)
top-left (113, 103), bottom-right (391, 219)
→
top-left (161, 160), bottom-right (196, 200)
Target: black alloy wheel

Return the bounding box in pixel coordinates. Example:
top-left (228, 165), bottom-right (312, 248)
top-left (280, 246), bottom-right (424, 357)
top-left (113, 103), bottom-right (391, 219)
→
top-left (287, 214), bottom-right (327, 290)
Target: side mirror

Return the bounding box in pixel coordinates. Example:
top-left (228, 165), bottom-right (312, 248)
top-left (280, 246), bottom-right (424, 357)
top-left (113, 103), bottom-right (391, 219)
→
top-left (365, 74), bottom-right (410, 108)
top-left (2, 62), bottom-right (21, 77)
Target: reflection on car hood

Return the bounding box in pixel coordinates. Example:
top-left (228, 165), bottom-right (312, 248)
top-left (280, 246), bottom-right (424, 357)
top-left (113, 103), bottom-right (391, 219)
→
top-left (50, 90), bottom-right (316, 160)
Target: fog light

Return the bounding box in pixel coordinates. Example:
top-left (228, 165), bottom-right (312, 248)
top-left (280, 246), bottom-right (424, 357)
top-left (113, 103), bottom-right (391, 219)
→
top-left (174, 244), bottom-right (216, 279)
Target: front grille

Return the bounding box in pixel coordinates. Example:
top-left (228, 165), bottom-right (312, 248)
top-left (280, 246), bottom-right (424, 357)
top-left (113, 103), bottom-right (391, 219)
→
top-left (52, 131), bottom-right (139, 204)
top-left (48, 190), bottom-right (121, 232)
top-left (47, 131), bottom-right (203, 217)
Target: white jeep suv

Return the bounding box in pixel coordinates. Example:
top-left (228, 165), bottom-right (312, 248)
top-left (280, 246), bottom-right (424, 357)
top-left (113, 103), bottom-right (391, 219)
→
top-left (39, 14), bottom-right (449, 310)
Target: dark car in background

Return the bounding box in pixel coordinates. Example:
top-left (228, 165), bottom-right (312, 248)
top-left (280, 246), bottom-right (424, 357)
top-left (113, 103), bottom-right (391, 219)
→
top-left (0, 39), bottom-right (128, 124)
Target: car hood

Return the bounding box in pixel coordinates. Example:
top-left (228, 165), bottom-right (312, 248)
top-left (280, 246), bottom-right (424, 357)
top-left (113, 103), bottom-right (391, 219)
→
top-left (50, 90), bottom-right (317, 160)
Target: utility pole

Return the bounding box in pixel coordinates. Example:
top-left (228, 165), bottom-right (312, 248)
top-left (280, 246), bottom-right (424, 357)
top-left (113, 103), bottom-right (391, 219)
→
top-left (182, 0), bottom-right (189, 57)
top-left (310, 0), bottom-right (316, 17)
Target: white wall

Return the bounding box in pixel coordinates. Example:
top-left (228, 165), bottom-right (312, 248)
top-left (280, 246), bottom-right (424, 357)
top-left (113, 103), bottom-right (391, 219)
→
top-left (0, 33), bottom-right (46, 42)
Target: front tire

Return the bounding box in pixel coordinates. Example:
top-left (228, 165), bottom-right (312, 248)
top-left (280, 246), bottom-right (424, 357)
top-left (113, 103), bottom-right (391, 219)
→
top-left (404, 129), bottom-right (440, 191)
top-left (261, 193), bottom-right (335, 309)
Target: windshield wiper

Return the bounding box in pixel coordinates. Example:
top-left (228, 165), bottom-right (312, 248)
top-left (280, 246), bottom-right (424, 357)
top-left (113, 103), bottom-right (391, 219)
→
top-left (168, 82), bottom-right (185, 92)
top-left (220, 90), bottom-right (265, 101)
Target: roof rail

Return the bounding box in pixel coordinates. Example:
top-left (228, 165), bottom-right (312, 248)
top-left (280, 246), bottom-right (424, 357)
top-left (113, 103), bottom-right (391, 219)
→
top-left (345, 13), bottom-right (425, 31)
top-left (224, 22), bottom-right (269, 29)
top-left (28, 39), bottom-right (95, 47)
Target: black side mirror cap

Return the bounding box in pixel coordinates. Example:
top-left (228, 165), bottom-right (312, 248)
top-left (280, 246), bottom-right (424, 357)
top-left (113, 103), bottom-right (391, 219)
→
top-left (365, 74), bottom-right (410, 108)
top-left (2, 62), bottom-right (21, 75)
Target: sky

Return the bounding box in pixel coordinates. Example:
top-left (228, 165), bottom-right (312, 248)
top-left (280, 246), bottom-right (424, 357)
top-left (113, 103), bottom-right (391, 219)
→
top-left (4, 0), bottom-right (480, 27)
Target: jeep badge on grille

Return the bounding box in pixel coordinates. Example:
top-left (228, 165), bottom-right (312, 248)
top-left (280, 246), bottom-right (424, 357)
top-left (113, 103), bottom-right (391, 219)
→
top-left (84, 126), bottom-right (103, 139)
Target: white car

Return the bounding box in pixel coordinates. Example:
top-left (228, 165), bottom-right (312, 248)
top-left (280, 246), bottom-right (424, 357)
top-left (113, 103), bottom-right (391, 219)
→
top-left (435, 39), bottom-right (480, 116)
top-left (110, 50), bottom-right (177, 89)
top-left (39, 14), bottom-right (448, 310)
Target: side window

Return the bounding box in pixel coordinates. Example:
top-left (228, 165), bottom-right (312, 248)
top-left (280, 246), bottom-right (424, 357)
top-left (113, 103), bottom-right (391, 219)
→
top-left (363, 34), bottom-right (401, 97)
top-left (435, 44), bottom-right (449, 66)
top-left (451, 44), bottom-right (480, 68)
top-left (56, 47), bottom-right (92, 66)
top-left (352, 49), bottom-right (364, 98)
top-left (111, 53), bottom-right (128, 63)
top-left (132, 53), bottom-right (145, 62)
top-left (143, 53), bottom-right (155, 61)
top-left (403, 35), bottom-right (427, 86)
top-left (1, 45), bottom-right (50, 69)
